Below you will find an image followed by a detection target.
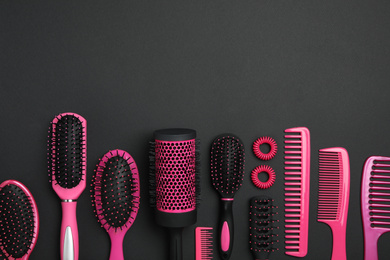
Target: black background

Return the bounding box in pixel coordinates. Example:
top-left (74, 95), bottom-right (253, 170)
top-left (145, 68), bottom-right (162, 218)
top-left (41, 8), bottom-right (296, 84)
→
top-left (1, 0), bottom-right (390, 259)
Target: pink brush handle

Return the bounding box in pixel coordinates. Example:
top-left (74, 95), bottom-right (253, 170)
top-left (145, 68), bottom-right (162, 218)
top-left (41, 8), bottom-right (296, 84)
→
top-left (109, 232), bottom-right (125, 260)
top-left (60, 201), bottom-right (79, 260)
top-left (330, 225), bottom-right (347, 260)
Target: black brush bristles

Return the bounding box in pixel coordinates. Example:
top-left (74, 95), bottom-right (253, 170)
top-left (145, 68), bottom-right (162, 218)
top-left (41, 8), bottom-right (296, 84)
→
top-left (210, 134), bottom-right (245, 198)
top-left (91, 150), bottom-right (140, 231)
top-left (48, 113), bottom-right (86, 188)
top-left (249, 196), bottom-right (279, 260)
top-left (0, 185), bottom-right (37, 258)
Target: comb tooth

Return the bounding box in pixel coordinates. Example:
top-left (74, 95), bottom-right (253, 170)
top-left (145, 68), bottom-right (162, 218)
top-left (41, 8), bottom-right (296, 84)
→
top-left (371, 209), bottom-right (390, 214)
top-left (372, 169), bottom-right (390, 173)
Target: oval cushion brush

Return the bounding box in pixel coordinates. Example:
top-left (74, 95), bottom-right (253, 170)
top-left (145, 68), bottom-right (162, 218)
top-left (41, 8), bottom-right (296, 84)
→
top-left (0, 180), bottom-right (39, 260)
top-left (91, 149), bottom-right (140, 260)
top-left (48, 112), bottom-right (86, 260)
top-left (318, 147), bottom-right (350, 260)
top-left (210, 134), bottom-right (245, 260)
top-left (149, 128), bottom-right (200, 260)
top-left (361, 156), bottom-right (390, 260)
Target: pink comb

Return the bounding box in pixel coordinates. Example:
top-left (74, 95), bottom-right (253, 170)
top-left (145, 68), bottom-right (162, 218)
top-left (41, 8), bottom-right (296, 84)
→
top-left (195, 227), bottom-right (213, 260)
top-left (361, 156), bottom-right (390, 260)
top-left (318, 147), bottom-right (350, 260)
top-left (284, 127), bottom-right (310, 257)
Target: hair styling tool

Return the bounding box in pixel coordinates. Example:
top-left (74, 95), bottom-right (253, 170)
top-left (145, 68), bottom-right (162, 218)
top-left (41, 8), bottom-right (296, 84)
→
top-left (251, 165), bottom-right (276, 189)
top-left (210, 134), bottom-right (245, 260)
top-left (149, 128), bottom-right (200, 260)
top-left (361, 156), bottom-right (390, 260)
top-left (318, 148), bottom-right (350, 260)
top-left (195, 227), bottom-right (213, 260)
top-left (253, 137), bottom-right (277, 161)
top-left (48, 112), bottom-right (86, 260)
top-left (91, 149), bottom-right (140, 260)
top-left (284, 127), bottom-right (310, 257)
top-left (249, 196), bottom-right (279, 260)
top-left (0, 180), bottom-right (39, 260)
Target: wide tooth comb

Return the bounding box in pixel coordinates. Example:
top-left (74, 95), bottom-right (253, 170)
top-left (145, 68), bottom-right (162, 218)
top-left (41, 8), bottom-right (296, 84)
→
top-left (318, 147), bottom-right (350, 260)
top-left (361, 156), bottom-right (390, 260)
top-left (195, 227), bottom-right (213, 260)
top-left (284, 127), bottom-right (310, 257)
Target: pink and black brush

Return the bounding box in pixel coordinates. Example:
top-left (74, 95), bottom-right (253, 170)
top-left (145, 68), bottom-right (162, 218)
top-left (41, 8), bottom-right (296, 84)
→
top-left (149, 128), bottom-right (200, 260)
top-left (0, 180), bottom-right (39, 260)
top-left (47, 112), bottom-right (86, 260)
top-left (210, 134), bottom-right (245, 260)
top-left (91, 149), bottom-right (140, 260)
top-left (318, 148), bottom-right (350, 260)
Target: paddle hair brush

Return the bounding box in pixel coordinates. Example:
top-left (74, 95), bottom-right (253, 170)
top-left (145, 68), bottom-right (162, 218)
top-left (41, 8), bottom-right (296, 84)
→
top-left (48, 112), bottom-right (86, 260)
top-left (91, 149), bottom-right (140, 260)
top-left (210, 134), bottom-right (245, 260)
top-left (149, 128), bottom-right (200, 260)
top-left (0, 180), bottom-right (39, 260)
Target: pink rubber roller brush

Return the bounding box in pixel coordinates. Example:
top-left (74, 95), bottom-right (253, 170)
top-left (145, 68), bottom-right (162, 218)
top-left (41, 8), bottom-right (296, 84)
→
top-left (318, 147), bottom-right (350, 260)
top-left (361, 156), bottom-right (390, 260)
top-left (91, 149), bottom-right (140, 260)
top-left (0, 180), bottom-right (39, 260)
top-left (48, 112), bottom-right (86, 260)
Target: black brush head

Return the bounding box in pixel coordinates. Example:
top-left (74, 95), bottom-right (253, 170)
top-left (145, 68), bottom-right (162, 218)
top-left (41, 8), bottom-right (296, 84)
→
top-left (0, 185), bottom-right (37, 258)
top-left (91, 150), bottom-right (140, 230)
top-left (249, 196), bottom-right (279, 260)
top-left (48, 114), bottom-right (86, 189)
top-left (210, 134), bottom-right (245, 198)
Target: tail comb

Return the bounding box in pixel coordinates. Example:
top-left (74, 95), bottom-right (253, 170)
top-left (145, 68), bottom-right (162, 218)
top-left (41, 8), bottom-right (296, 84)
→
top-left (284, 127), bottom-right (310, 257)
top-left (195, 227), bottom-right (213, 260)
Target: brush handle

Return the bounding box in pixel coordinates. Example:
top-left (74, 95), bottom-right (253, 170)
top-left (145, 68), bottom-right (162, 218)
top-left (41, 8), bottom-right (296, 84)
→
top-left (60, 201), bottom-right (79, 260)
top-left (219, 200), bottom-right (234, 260)
top-left (169, 228), bottom-right (183, 260)
top-left (109, 232), bottom-right (125, 260)
top-left (331, 225), bottom-right (347, 260)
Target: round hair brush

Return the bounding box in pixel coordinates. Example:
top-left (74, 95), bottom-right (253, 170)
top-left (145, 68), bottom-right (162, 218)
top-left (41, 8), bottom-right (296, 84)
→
top-left (149, 128), bottom-right (200, 260)
top-left (91, 149), bottom-right (140, 260)
top-left (210, 134), bottom-right (245, 260)
top-left (0, 180), bottom-right (39, 260)
top-left (47, 112), bottom-right (86, 260)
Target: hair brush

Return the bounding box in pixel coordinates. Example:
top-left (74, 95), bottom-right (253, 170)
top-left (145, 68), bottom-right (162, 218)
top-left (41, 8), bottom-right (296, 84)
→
top-left (149, 128), bottom-right (200, 260)
top-left (0, 180), bottom-right (39, 260)
top-left (91, 149), bottom-right (140, 260)
top-left (249, 196), bottom-right (279, 260)
top-left (361, 156), bottom-right (390, 260)
top-left (210, 134), bottom-right (245, 260)
top-left (47, 112), bottom-right (86, 260)
top-left (318, 147), bottom-right (350, 260)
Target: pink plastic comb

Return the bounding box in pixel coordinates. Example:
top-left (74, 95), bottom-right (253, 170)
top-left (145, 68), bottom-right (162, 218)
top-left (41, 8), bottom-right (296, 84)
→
top-left (91, 149), bottom-right (140, 260)
top-left (284, 127), bottom-right (310, 257)
top-left (318, 147), bottom-right (350, 260)
top-left (361, 156), bottom-right (390, 260)
top-left (195, 227), bottom-right (213, 260)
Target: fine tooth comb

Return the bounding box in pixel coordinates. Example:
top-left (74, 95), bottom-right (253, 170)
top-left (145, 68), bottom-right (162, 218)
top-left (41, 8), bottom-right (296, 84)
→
top-left (361, 156), bottom-right (390, 260)
top-left (48, 112), bottom-right (87, 260)
top-left (91, 149), bottom-right (140, 260)
top-left (210, 134), bottom-right (245, 260)
top-left (284, 127), bottom-right (310, 257)
top-left (195, 227), bottom-right (213, 260)
top-left (318, 147), bottom-right (350, 260)
top-left (249, 196), bottom-right (279, 260)
top-left (0, 180), bottom-right (39, 260)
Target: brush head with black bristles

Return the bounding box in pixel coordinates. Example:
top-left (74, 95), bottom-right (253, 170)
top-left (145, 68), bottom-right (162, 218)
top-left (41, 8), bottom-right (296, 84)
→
top-left (210, 134), bottom-right (245, 198)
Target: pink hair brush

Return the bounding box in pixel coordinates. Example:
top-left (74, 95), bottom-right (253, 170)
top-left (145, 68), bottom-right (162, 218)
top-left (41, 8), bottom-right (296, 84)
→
top-left (149, 128), bottom-right (200, 260)
top-left (91, 149), bottom-right (140, 260)
top-left (284, 127), bottom-right (310, 257)
top-left (318, 147), bottom-right (350, 260)
top-left (361, 156), bottom-right (390, 260)
top-left (47, 112), bottom-right (86, 260)
top-left (0, 180), bottom-right (39, 259)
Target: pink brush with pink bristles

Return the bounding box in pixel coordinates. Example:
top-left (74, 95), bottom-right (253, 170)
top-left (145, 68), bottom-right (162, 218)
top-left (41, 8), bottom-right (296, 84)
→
top-left (91, 149), bottom-right (140, 260)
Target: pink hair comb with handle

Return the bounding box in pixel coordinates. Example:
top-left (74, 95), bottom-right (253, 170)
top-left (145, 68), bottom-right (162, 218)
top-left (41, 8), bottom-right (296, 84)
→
top-left (318, 147), bottom-right (350, 260)
top-left (284, 127), bottom-right (310, 257)
top-left (361, 156), bottom-right (390, 260)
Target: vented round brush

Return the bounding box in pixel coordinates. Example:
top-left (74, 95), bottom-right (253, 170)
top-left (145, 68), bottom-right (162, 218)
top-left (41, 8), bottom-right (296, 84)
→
top-left (0, 180), bottom-right (39, 260)
top-left (91, 149), bottom-right (140, 260)
top-left (210, 134), bottom-right (245, 260)
top-left (149, 128), bottom-right (200, 260)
